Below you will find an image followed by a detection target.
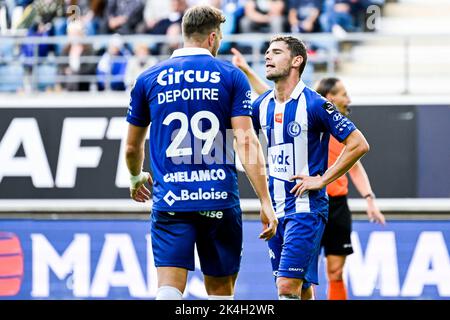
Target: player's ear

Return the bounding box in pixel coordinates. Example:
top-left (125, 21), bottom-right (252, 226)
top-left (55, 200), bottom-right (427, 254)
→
top-left (292, 55), bottom-right (303, 68)
top-left (208, 31), bottom-right (216, 47)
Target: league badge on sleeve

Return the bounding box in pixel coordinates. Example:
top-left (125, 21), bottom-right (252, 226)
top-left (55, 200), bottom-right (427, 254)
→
top-left (322, 101), bottom-right (337, 114)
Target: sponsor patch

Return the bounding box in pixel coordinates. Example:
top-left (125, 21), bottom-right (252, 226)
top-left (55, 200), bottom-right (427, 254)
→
top-left (268, 143), bottom-right (294, 181)
top-left (275, 113), bottom-right (283, 123)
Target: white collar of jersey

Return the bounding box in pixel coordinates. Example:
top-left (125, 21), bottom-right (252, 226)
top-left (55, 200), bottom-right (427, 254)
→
top-left (170, 47), bottom-right (213, 58)
top-left (269, 80), bottom-right (306, 102)
top-left (290, 80), bottom-right (306, 100)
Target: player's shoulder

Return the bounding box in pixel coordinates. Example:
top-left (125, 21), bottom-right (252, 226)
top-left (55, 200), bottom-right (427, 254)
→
top-left (214, 59), bottom-right (245, 77)
top-left (252, 89), bottom-right (273, 107)
top-left (215, 58), bottom-right (239, 71)
top-left (303, 86), bottom-right (336, 114)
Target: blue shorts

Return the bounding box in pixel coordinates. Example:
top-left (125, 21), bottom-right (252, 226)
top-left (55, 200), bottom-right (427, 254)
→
top-left (268, 212), bottom-right (326, 286)
top-left (151, 206), bottom-right (243, 277)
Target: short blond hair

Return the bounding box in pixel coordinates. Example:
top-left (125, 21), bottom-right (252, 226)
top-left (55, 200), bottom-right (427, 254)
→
top-left (182, 5), bottom-right (226, 40)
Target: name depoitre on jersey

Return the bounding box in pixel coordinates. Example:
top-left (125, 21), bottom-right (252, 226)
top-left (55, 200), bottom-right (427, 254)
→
top-left (157, 68), bottom-right (222, 103)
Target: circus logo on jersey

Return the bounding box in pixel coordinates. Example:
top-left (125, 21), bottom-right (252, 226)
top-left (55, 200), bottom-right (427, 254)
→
top-left (156, 68), bottom-right (221, 86)
top-left (287, 121), bottom-right (301, 137)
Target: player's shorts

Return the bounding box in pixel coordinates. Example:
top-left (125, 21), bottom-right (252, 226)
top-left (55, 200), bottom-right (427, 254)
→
top-left (151, 205), bottom-right (242, 277)
top-left (268, 212), bottom-right (326, 286)
top-left (321, 195), bottom-right (354, 256)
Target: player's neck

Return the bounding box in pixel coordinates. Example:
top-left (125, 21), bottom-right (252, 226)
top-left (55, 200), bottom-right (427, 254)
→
top-left (273, 75), bottom-right (300, 103)
top-left (183, 41), bottom-right (212, 54)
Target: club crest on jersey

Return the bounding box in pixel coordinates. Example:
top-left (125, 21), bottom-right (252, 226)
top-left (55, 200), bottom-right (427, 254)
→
top-left (287, 121), bottom-right (301, 137)
top-left (322, 101), bottom-right (336, 114)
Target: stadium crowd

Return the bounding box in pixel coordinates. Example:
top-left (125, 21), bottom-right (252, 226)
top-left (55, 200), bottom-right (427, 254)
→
top-left (0, 0), bottom-right (384, 92)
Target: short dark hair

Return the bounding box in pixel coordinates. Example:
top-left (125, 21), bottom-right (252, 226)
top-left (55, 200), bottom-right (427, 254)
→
top-left (269, 35), bottom-right (308, 76)
top-left (182, 5), bottom-right (226, 40)
top-left (315, 77), bottom-right (340, 97)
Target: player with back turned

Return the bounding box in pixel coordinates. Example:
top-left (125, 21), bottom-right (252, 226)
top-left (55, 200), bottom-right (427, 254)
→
top-left (124, 5), bottom-right (277, 300)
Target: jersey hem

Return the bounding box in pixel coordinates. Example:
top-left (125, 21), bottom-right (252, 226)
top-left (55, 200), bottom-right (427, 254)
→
top-left (152, 202), bottom-right (241, 212)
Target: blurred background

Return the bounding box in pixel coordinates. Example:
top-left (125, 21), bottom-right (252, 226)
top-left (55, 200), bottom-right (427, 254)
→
top-left (0, 0), bottom-right (449, 300)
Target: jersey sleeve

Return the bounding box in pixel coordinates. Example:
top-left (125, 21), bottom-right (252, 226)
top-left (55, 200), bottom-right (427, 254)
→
top-left (251, 90), bottom-right (272, 132)
top-left (251, 101), bottom-right (261, 132)
top-left (313, 100), bottom-right (357, 142)
top-left (126, 76), bottom-right (150, 127)
top-left (231, 69), bottom-right (253, 118)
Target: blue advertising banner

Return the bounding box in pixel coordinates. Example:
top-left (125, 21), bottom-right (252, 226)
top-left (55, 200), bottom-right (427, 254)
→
top-left (0, 219), bottom-right (449, 300)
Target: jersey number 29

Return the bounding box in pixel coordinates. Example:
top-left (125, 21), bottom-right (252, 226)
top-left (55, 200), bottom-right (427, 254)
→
top-left (162, 111), bottom-right (220, 158)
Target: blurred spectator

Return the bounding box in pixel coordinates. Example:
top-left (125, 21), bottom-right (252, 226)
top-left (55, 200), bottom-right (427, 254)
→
top-left (124, 43), bottom-right (157, 89)
top-left (20, 22), bottom-right (53, 61)
top-left (16, 0), bottom-right (65, 53)
top-left (96, 33), bottom-right (130, 91)
top-left (17, 0), bottom-right (65, 29)
top-left (288, 0), bottom-right (322, 33)
top-left (320, 0), bottom-right (379, 34)
top-left (141, 0), bottom-right (187, 55)
top-left (66, 0), bottom-right (107, 35)
top-left (0, 0), bottom-right (32, 32)
top-left (239, 0), bottom-right (285, 34)
top-left (105, 0), bottom-right (145, 34)
top-left (0, 37), bottom-right (23, 92)
top-left (143, 0), bottom-right (186, 35)
top-left (20, 21), bottom-right (57, 91)
top-left (137, 0), bottom-right (170, 34)
top-left (210, 0), bottom-right (245, 53)
top-left (10, 1), bottom-right (34, 31)
top-left (330, 0), bottom-right (354, 33)
top-left (56, 20), bottom-right (96, 91)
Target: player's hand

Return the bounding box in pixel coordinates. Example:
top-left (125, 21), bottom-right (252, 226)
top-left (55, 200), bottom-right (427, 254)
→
top-left (129, 172), bottom-right (153, 203)
top-left (289, 174), bottom-right (325, 197)
top-left (259, 200), bottom-right (278, 241)
top-left (231, 48), bottom-right (251, 73)
top-left (301, 20), bottom-right (314, 32)
top-left (367, 198), bottom-right (386, 225)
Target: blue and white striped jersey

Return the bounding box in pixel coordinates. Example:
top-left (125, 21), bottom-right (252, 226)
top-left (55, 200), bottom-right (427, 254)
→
top-left (252, 80), bottom-right (357, 219)
top-left (127, 47), bottom-right (252, 211)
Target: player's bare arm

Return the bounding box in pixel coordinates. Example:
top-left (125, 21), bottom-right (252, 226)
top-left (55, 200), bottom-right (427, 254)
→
top-left (231, 116), bottom-right (278, 240)
top-left (349, 161), bottom-right (386, 225)
top-left (290, 129), bottom-right (369, 197)
top-left (125, 123), bottom-right (153, 202)
top-left (231, 48), bottom-right (270, 95)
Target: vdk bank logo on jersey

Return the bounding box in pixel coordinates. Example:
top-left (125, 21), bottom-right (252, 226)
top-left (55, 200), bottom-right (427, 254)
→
top-left (267, 143), bottom-right (294, 181)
